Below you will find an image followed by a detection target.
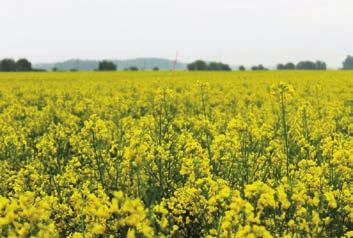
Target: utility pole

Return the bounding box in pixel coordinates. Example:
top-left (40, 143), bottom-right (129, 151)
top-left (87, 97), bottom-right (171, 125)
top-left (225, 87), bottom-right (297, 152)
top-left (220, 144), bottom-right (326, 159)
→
top-left (173, 51), bottom-right (179, 71)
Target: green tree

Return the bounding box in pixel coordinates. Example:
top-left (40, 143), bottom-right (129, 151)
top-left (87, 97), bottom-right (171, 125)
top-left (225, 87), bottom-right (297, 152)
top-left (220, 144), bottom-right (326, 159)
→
top-left (208, 62), bottom-right (231, 71)
top-left (342, 56), bottom-right (353, 69)
top-left (315, 61), bottom-right (327, 70)
top-left (219, 63), bottom-right (231, 71)
top-left (124, 66), bottom-right (139, 71)
top-left (277, 64), bottom-right (285, 70)
top-left (296, 60), bottom-right (326, 70)
top-left (187, 60), bottom-right (208, 71)
top-left (296, 61), bottom-right (315, 70)
top-left (278, 62), bottom-right (295, 70)
top-left (239, 65), bottom-right (246, 71)
top-left (15, 58), bottom-right (32, 71)
top-left (251, 65), bottom-right (259, 71)
top-left (129, 66), bottom-right (139, 71)
top-left (258, 64), bottom-right (266, 70)
top-left (188, 60), bottom-right (231, 71)
top-left (251, 64), bottom-right (267, 71)
top-left (0, 59), bottom-right (16, 72)
top-left (208, 62), bottom-right (220, 71)
top-left (284, 62), bottom-right (295, 70)
top-left (98, 60), bottom-right (117, 71)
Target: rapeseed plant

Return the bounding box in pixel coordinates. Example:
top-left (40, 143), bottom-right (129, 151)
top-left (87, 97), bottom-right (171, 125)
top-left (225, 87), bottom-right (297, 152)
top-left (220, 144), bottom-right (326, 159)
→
top-left (0, 71), bottom-right (351, 237)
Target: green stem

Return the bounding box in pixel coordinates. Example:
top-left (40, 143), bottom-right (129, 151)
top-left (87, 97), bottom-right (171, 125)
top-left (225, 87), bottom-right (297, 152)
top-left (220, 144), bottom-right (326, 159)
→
top-left (280, 92), bottom-right (290, 177)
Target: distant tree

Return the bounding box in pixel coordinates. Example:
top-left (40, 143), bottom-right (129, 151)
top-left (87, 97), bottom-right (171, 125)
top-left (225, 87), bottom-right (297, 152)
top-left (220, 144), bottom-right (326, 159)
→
top-left (15, 58), bottom-right (32, 71)
top-left (195, 60), bottom-right (208, 70)
top-left (315, 61), bottom-right (327, 70)
top-left (208, 62), bottom-right (220, 71)
top-left (277, 62), bottom-right (295, 70)
top-left (0, 59), bottom-right (16, 72)
top-left (208, 62), bottom-right (231, 71)
top-left (342, 56), bottom-right (353, 69)
top-left (98, 60), bottom-right (117, 71)
top-left (52, 67), bottom-right (58, 72)
top-left (251, 64), bottom-right (267, 71)
top-left (128, 66), bottom-right (139, 71)
top-left (31, 68), bottom-right (47, 72)
top-left (187, 60), bottom-right (208, 71)
top-left (296, 61), bottom-right (316, 70)
top-left (239, 65), bottom-right (246, 71)
top-left (258, 64), bottom-right (265, 70)
top-left (277, 64), bottom-right (285, 70)
top-left (188, 60), bottom-right (231, 71)
top-left (187, 63), bottom-right (195, 71)
top-left (251, 66), bottom-right (259, 71)
top-left (296, 60), bottom-right (326, 70)
top-left (219, 63), bottom-right (232, 71)
top-left (284, 62), bottom-right (296, 70)
top-left (153, 67), bottom-right (159, 71)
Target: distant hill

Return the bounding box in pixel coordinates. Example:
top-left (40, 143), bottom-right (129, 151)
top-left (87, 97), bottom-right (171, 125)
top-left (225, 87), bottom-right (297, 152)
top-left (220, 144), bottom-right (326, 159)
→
top-left (34, 58), bottom-right (187, 71)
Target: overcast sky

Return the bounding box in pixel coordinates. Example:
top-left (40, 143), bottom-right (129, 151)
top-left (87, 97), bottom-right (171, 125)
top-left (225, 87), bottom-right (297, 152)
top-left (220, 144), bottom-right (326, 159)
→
top-left (1, 0), bottom-right (353, 67)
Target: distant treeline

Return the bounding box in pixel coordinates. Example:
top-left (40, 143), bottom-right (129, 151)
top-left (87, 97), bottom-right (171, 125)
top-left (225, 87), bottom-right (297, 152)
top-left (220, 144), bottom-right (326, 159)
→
top-left (187, 60), bottom-right (231, 71)
top-left (187, 56), bottom-right (353, 71)
top-left (98, 60), bottom-right (117, 71)
top-left (96, 60), bottom-right (232, 71)
top-left (277, 61), bottom-right (327, 70)
top-left (2, 55), bottom-right (353, 72)
top-left (276, 57), bottom-right (352, 70)
top-left (239, 60), bottom-right (326, 71)
top-left (0, 58), bottom-right (33, 72)
top-left (0, 58), bottom-right (144, 72)
top-left (97, 60), bottom-right (144, 71)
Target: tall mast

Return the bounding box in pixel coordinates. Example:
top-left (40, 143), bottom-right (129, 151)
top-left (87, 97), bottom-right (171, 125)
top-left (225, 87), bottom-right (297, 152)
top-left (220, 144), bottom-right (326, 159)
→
top-left (173, 51), bottom-right (179, 71)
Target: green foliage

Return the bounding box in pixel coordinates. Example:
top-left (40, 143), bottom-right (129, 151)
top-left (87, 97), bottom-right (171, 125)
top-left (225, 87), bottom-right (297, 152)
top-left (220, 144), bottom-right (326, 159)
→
top-left (0, 59), bottom-right (16, 72)
top-left (239, 65), bottom-right (246, 71)
top-left (208, 62), bottom-right (231, 71)
top-left (343, 55), bottom-right (353, 69)
top-left (251, 64), bottom-right (267, 71)
top-left (15, 59), bottom-right (32, 72)
top-left (187, 60), bottom-right (208, 71)
top-left (277, 62), bottom-right (295, 70)
top-left (0, 58), bottom-right (33, 72)
top-left (187, 60), bottom-right (231, 71)
top-left (277, 64), bottom-right (285, 70)
top-left (98, 60), bottom-right (117, 71)
top-left (296, 60), bottom-right (326, 70)
top-left (124, 66), bottom-right (139, 71)
top-left (284, 62), bottom-right (295, 70)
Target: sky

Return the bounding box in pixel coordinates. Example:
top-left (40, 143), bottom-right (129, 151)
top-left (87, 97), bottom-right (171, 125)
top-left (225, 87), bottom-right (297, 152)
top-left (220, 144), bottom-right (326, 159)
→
top-left (1, 0), bottom-right (353, 67)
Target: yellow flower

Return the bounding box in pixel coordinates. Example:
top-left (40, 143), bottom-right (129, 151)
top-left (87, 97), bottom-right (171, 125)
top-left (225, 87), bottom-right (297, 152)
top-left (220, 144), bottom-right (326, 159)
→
top-left (345, 231), bottom-right (353, 238)
top-left (92, 223), bottom-right (106, 234)
top-left (127, 229), bottom-right (136, 238)
top-left (71, 232), bottom-right (84, 238)
top-left (324, 191), bottom-right (337, 208)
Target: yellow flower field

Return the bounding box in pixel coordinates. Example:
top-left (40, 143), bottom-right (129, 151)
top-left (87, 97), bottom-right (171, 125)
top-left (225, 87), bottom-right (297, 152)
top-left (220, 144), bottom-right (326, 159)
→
top-left (0, 71), bottom-right (352, 237)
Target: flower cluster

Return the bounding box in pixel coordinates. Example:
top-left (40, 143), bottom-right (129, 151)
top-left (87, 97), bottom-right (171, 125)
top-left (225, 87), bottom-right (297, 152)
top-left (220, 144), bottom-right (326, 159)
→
top-left (0, 71), bottom-right (352, 237)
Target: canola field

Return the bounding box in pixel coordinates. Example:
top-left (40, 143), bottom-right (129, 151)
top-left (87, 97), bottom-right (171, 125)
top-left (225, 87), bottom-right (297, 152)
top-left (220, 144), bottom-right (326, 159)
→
top-left (0, 71), bottom-right (352, 238)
